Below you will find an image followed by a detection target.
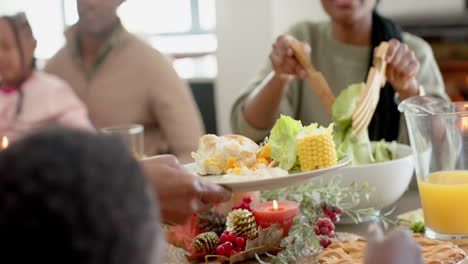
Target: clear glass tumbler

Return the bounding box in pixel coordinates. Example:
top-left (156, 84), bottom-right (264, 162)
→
top-left (100, 124), bottom-right (145, 159)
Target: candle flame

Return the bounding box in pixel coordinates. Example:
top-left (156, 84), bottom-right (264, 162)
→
top-left (462, 117), bottom-right (468, 131)
top-left (1, 136), bottom-right (8, 150)
top-left (273, 200), bottom-right (278, 210)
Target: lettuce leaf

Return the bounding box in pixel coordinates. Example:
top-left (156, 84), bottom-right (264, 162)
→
top-left (375, 139), bottom-right (391, 163)
top-left (268, 115), bottom-right (303, 170)
top-left (332, 83), bottom-right (363, 128)
top-left (338, 126), bottom-right (374, 165)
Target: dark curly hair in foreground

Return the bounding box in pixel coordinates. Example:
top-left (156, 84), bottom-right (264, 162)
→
top-left (0, 127), bottom-right (161, 264)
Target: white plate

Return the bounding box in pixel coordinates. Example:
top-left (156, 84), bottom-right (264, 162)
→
top-left (185, 157), bottom-right (351, 192)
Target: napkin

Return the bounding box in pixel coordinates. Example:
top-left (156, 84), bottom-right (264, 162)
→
top-left (364, 224), bottom-right (424, 264)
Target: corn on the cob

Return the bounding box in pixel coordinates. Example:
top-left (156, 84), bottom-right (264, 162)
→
top-left (297, 133), bottom-right (337, 172)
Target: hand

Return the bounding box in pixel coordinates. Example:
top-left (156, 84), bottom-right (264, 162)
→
top-left (364, 225), bottom-right (424, 264)
top-left (269, 34), bottom-right (311, 79)
top-left (141, 155), bottom-right (232, 225)
top-left (381, 39), bottom-right (421, 99)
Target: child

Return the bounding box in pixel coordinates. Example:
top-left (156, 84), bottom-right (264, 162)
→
top-left (0, 13), bottom-right (93, 141)
top-left (0, 126), bottom-right (164, 264)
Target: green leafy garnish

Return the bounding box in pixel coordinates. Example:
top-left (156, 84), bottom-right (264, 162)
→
top-left (410, 221), bottom-right (425, 233)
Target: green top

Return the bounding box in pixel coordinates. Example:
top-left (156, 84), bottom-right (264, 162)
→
top-left (71, 23), bottom-right (121, 79)
top-left (231, 21), bottom-right (449, 143)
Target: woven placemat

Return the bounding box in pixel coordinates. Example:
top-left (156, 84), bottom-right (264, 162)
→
top-left (164, 233), bottom-right (361, 264)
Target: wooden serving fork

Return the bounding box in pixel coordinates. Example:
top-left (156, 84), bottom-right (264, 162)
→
top-left (352, 42), bottom-right (390, 136)
top-left (288, 38), bottom-right (335, 114)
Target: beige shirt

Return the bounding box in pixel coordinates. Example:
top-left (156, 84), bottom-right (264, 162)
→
top-left (231, 21), bottom-right (449, 143)
top-left (45, 25), bottom-right (204, 162)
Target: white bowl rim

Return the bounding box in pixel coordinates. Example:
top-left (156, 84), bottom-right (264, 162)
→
top-left (346, 142), bottom-right (413, 169)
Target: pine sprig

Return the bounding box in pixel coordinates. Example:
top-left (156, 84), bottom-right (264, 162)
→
top-left (259, 175), bottom-right (389, 264)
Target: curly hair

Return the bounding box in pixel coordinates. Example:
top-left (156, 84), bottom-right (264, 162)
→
top-left (0, 127), bottom-right (160, 264)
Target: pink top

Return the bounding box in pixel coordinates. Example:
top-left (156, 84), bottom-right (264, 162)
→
top-left (0, 71), bottom-right (94, 141)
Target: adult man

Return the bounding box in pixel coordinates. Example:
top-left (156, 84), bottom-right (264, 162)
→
top-left (45, 0), bottom-right (204, 162)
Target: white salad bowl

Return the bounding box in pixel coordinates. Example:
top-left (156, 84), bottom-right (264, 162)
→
top-left (316, 142), bottom-right (414, 222)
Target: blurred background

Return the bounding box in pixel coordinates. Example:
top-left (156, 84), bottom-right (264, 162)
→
top-left (1, 0), bottom-right (467, 135)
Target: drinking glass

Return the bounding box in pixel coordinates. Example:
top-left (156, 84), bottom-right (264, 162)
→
top-left (100, 124), bottom-right (145, 159)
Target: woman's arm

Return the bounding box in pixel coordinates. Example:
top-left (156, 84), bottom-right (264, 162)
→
top-left (231, 35), bottom-right (310, 141)
top-left (242, 71), bottom-right (293, 129)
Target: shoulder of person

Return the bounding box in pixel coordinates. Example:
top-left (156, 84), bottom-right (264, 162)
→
top-left (287, 20), bottom-right (328, 44)
top-left (402, 32), bottom-right (434, 59)
top-left (123, 32), bottom-right (171, 63)
top-left (44, 46), bottom-right (69, 72)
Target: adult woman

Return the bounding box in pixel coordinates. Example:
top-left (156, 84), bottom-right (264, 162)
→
top-left (231, 0), bottom-right (448, 143)
top-left (0, 13), bottom-right (93, 141)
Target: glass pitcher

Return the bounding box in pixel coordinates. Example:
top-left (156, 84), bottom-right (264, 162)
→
top-left (399, 96), bottom-right (468, 240)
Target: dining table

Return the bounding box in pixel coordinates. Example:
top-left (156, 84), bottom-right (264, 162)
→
top-left (165, 186), bottom-right (468, 264)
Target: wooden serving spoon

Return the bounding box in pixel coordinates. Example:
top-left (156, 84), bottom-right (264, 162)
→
top-left (288, 38), bottom-right (335, 115)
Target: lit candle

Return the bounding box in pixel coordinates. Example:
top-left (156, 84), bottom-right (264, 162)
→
top-left (1, 136), bottom-right (8, 150)
top-left (253, 200), bottom-right (300, 237)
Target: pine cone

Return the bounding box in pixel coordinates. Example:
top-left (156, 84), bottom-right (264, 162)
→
top-left (192, 232), bottom-right (220, 255)
top-left (198, 208), bottom-right (226, 236)
top-left (226, 209), bottom-right (258, 240)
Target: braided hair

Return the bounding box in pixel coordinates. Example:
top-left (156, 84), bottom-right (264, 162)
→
top-left (0, 12), bottom-right (36, 116)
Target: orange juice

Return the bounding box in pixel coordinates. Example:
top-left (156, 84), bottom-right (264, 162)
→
top-left (418, 171), bottom-right (468, 234)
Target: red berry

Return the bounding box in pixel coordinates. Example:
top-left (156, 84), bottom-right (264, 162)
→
top-left (314, 226), bottom-right (321, 235)
top-left (220, 233), bottom-right (229, 243)
top-left (230, 250), bottom-right (237, 256)
top-left (223, 241), bottom-right (233, 252)
top-left (335, 208), bottom-right (343, 215)
top-left (326, 212), bottom-right (336, 218)
top-left (317, 217), bottom-right (333, 228)
top-left (235, 236), bottom-right (246, 248)
top-left (228, 233), bottom-right (237, 243)
top-left (243, 196), bottom-right (252, 204)
top-left (320, 227), bottom-right (330, 235)
top-left (316, 218), bottom-right (325, 226)
top-left (216, 245), bottom-right (228, 256)
top-left (328, 231), bottom-right (335, 238)
top-left (239, 202), bottom-right (252, 212)
top-left (328, 224), bottom-right (335, 231)
top-left (320, 237), bottom-right (332, 248)
top-left (330, 215), bottom-right (338, 223)
top-left (234, 246), bottom-right (243, 253)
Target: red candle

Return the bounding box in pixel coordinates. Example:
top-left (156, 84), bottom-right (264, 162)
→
top-left (253, 200), bottom-right (300, 237)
